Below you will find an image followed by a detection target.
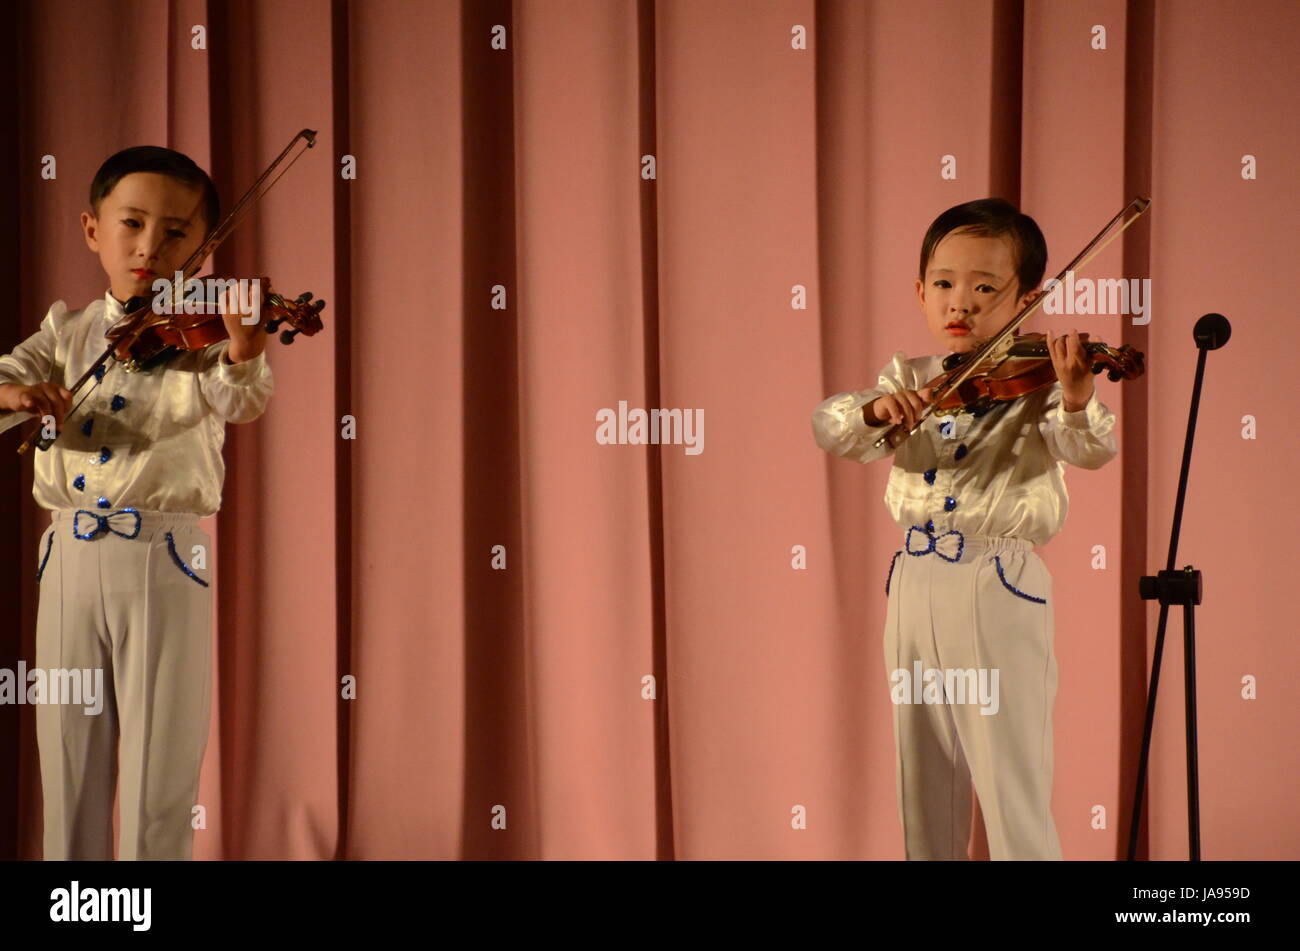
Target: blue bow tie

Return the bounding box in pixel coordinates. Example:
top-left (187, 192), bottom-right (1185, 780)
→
top-left (73, 508), bottom-right (142, 540)
top-left (906, 524), bottom-right (965, 562)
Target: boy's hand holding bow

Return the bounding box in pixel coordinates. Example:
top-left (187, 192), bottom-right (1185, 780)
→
top-left (1047, 328), bottom-right (1094, 413)
top-left (218, 278), bottom-right (268, 365)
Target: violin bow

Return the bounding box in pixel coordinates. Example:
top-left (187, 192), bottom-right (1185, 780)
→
top-left (871, 195), bottom-right (1151, 450)
top-left (15, 129), bottom-right (317, 455)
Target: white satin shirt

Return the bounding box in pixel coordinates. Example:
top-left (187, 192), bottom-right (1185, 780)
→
top-left (0, 291), bottom-right (273, 517)
top-left (811, 349), bottom-right (1118, 546)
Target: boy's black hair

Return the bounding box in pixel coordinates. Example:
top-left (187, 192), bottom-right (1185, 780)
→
top-left (918, 198), bottom-right (1047, 299)
top-left (89, 146), bottom-right (220, 234)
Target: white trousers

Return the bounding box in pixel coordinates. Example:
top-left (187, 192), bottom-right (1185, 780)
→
top-left (35, 508), bottom-right (213, 861)
top-left (883, 527), bottom-right (1062, 860)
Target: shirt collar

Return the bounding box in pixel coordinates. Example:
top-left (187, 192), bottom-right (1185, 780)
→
top-left (103, 289), bottom-right (125, 324)
top-left (103, 290), bottom-right (153, 324)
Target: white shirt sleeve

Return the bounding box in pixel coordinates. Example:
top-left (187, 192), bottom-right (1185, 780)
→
top-left (198, 339), bottom-right (274, 424)
top-left (0, 301), bottom-right (68, 434)
top-left (0, 301), bottom-right (65, 386)
top-left (811, 349), bottom-right (913, 465)
top-left (1037, 380), bottom-right (1118, 470)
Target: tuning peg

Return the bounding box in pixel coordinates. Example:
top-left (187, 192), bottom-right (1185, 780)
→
top-left (265, 316), bottom-right (283, 333)
top-left (314, 299), bottom-right (326, 311)
top-left (296, 291), bottom-right (314, 303)
top-left (279, 328), bottom-right (300, 345)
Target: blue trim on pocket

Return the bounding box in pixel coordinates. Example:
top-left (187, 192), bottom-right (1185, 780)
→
top-left (993, 554), bottom-right (1046, 603)
top-left (36, 530), bottom-right (54, 583)
top-left (885, 549), bottom-right (902, 596)
top-left (166, 531), bottom-right (210, 587)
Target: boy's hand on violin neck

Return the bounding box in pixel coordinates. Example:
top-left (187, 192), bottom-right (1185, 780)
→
top-left (1047, 328), bottom-right (1094, 412)
top-left (218, 278), bottom-right (268, 364)
top-left (0, 381), bottom-right (74, 425)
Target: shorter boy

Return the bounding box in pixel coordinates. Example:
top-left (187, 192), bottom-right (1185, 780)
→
top-left (811, 198), bottom-right (1118, 860)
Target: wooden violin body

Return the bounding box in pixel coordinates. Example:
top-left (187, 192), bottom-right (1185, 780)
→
top-left (105, 283), bottom-right (326, 372)
top-left (925, 332), bottom-right (1145, 416)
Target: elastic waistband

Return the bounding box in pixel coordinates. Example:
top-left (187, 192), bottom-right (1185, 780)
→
top-left (50, 508), bottom-right (199, 536)
top-left (949, 534), bottom-right (1032, 553)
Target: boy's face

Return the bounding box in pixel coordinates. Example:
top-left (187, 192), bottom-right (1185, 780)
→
top-left (81, 172), bottom-right (209, 305)
top-left (915, 229), bottom-right (1041, 354)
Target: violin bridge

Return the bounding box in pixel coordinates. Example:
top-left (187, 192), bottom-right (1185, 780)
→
top-left (987, 335), bottom-right (1014, 360)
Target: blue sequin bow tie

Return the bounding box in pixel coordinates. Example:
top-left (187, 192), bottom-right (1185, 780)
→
top-left (905, 524), bottom-right (965, 562)
top-left (73, 508), bottom-right (142, 541)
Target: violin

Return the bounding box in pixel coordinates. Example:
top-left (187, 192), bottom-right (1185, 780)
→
top-left (105, 280), bottom-right (325, 374)
top-left (15, 130), bottom-right (324, 454)
top-left (919, 330), bottom-right (1145, 418)
top-left (872, 196), bottom-right (1152, 450)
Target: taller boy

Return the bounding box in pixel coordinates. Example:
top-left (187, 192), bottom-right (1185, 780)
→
top-left (0, 146), bottom-right (272, 859)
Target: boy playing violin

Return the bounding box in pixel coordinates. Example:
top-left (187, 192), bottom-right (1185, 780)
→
top-left (0, 146), bottom-right (272, 859)
top-left (811, 197), bottom-right (1118, 860)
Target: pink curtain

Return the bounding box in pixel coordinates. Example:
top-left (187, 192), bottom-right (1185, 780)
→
top-left (0, 0), bottom-right (1295, 860)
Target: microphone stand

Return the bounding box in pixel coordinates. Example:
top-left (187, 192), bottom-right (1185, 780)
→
top-left (1126, 313), bottom-right (1231, 862)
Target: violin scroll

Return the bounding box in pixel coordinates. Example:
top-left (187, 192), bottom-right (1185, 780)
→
top-left (263, 289), bottom-right (326, 345)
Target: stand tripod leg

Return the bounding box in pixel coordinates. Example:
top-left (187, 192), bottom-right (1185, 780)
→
top-left (1184, 605), bottom-right (1200, 861)
top-left (1126, 601), bottom-right (1171, 860)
